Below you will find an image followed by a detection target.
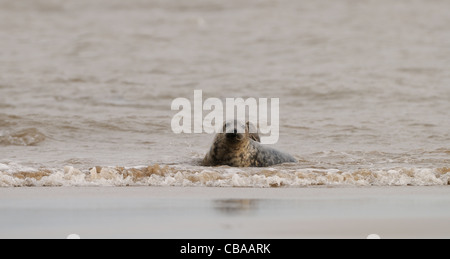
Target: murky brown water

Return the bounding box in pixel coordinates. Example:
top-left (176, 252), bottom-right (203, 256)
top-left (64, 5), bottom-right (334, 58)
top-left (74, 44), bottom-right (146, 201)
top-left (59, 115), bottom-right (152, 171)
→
top-left (1, 0), bottom-right (449, 186)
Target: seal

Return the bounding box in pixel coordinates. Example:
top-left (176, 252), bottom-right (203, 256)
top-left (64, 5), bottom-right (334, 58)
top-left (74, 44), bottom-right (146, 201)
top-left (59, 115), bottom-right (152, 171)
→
top-left (202, 120), bottom-right (297, 167)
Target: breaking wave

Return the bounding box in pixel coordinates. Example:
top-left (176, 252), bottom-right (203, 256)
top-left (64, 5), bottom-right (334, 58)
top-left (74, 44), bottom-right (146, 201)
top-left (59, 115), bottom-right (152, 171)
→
top-left (0, 162), bottom-right (449, 187)
top-left (0, 128), bottom-right (46, 146)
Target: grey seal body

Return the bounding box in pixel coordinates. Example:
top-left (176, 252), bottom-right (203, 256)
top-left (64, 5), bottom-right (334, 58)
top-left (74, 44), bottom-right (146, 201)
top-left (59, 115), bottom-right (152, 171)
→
top-left (203, 121), bottom-right (297, 167)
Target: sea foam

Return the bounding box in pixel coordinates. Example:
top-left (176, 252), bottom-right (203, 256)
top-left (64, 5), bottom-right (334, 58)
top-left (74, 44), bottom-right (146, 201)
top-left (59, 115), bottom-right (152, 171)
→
top-left (0, 163), bottom-right (449, 187)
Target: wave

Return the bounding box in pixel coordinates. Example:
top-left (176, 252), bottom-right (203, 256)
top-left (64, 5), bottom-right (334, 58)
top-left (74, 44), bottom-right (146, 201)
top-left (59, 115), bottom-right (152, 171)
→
top-left (0, 128), bottom-right (46, 146)
top-left (0, 163), bottom-right (449, 187)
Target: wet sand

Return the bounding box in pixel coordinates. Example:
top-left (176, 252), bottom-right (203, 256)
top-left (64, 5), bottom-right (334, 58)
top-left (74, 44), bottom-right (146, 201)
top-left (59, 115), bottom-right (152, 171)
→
top-left (1, 186), bottom-right (449, 239)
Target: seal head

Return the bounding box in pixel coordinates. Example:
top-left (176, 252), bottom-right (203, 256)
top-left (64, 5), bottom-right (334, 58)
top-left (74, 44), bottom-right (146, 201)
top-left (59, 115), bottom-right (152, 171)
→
top-left (203, 120), bottom-right (297, 167)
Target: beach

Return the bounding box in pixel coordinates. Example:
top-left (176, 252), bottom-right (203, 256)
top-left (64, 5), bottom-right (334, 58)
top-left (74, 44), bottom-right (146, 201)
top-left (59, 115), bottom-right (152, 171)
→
top-left (1, 186), bottom-right (449, 239)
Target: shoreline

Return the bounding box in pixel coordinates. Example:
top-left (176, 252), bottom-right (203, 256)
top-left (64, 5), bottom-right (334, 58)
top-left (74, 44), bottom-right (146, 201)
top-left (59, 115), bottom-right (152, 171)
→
top-left (1, 186), bottom-right (449, 238)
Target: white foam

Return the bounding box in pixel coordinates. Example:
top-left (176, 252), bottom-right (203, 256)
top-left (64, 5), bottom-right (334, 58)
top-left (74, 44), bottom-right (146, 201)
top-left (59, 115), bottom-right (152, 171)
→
top-left (0, 174), bottom-right (19, 187)
top-left (0, 163), bottom-right (9, 171)
top-left (0, 164), bottom-right (449, 188)
top-left (0, 162), bottom-right (36, 174)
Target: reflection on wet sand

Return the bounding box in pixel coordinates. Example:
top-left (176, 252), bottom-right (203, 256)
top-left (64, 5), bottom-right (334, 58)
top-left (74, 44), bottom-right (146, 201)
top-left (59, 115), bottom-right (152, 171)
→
top-left (213, 199), bottom-right (259, 215)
